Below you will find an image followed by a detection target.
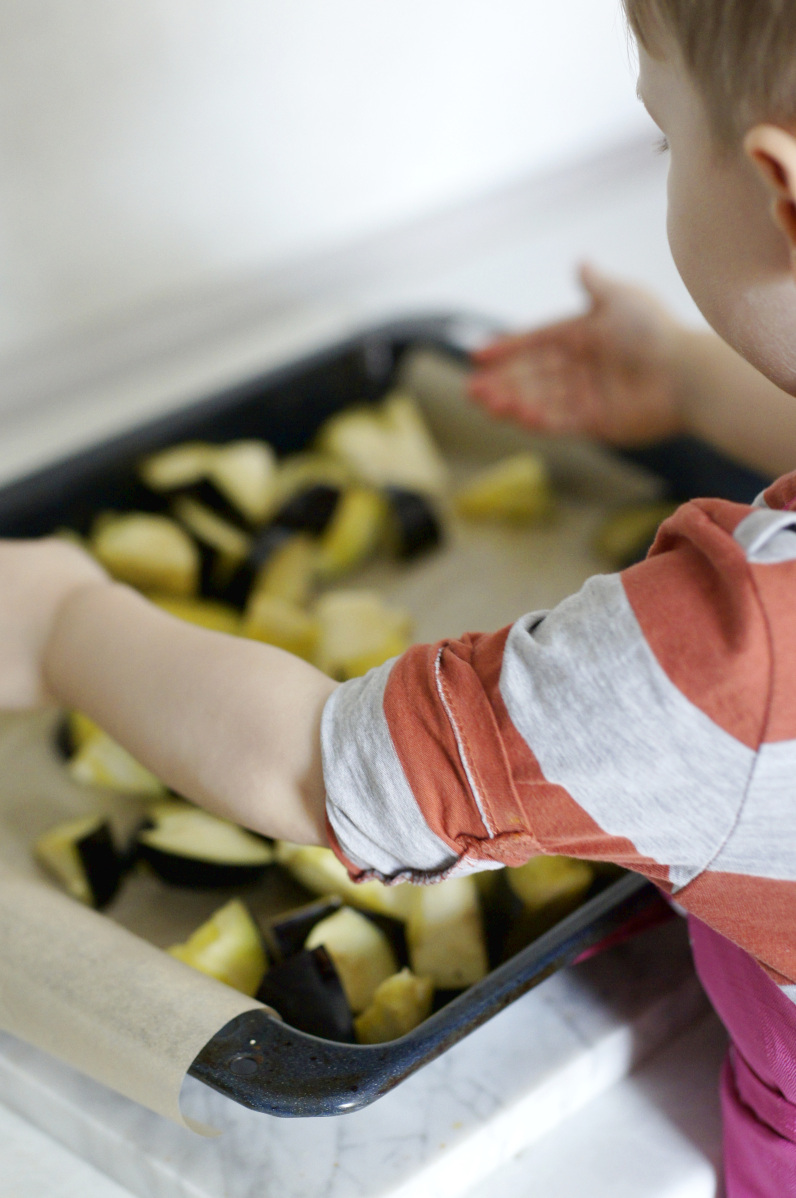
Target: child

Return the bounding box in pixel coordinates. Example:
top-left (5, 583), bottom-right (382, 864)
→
top-left (1, 1), bottom-right (796, 1190)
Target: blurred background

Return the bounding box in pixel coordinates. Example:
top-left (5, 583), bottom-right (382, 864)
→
top-left (0, 0), bottom-right (696, 471)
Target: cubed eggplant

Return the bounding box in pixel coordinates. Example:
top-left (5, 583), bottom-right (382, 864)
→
top-left (34, 816), bottom-right (124, 909)
top-left (142, 440), bottom-right (278, 526)
top-left (67, 729), bottom-right (167, 797)
top-left (263, 896), bottom-right (343, 963)
top-left (500, 856), bottom-right (596, 958)
top-left (90, 512), bottom-right (200, 596)
top-left (385, 487), bottom-right (443, 560)
top-left (304, 906), bottom-right (398, 1014)
top-left (255, 946), bottom-right (355, 1042)
top-left (454, 452), bottom-right (552, 523)
top-left (240, 592), bottom-right (319, 660)
top-left (314, 487), bottom-right (387, 580)
top-left (406, 876), bottom-right (489, 990)
top-left (273, 842), bottom-right (416, 920)
top-left (312, 589), bottom-right (412, 679)
top-left (136, 801), bottom-right (274, 888)
top-left (353, 968), bottom-right (434, 1044)
top-left (272, 484), bottom-right (341, 536)
top-left (167, 898), bottom-right (268, 996)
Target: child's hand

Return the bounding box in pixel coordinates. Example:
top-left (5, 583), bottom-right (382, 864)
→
top-left (468, 264), bottom-right (687, 447)
top-left (0, 539), bottom-right (107, 710)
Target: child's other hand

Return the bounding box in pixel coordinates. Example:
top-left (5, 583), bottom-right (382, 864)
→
top-left (468, 264), bottom-right (687, 447)
top-left (0, 539), bottom-right (107, 710)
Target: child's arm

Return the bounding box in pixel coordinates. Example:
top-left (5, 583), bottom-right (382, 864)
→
top-left (469, 263), bottom-right (796, 478)
top-left (0, 540), bottom-right (335, 845)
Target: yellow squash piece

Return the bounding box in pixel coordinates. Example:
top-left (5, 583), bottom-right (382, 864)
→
top-left (305, 906), bottom-right (398, 1014)
top-left (406, 876), bottom-right (489, 990)
top-left (455, 452), bottom-right (552, 523)
top-left (167, 898), bottom-right (268, 996)
top-left (241, 592), bottom-right (319, 660)
top-left (313, 590), bottom-right (412, 679)
top-left (274, 842), bottom-right (416, 920)
top-left (34, 816), bottom-right (107, 905)
top-left (354, 968), bottom-right (434, 1043)
top-left (91, 512), bottom-right (199, 596)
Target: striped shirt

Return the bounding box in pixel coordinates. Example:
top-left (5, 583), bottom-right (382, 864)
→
top-left (321, 472), bottom-right (796, 1001)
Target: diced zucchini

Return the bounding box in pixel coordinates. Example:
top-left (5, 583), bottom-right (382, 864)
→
top-left (313, 589), bottom-right (412, 679)
top-left (263, 896), bottom-right (344, 963)
top-left (34, 816), bottom-right (123, 908)
top-left (354, 967), bottom-right (434, 1043)
top-left (91, 512), bottom-right (199, 596)
top-left (314, 487), bottom-right (388, 580)
top-left (241, 592), bottom-right (319, 660)
top-left (304, 906), bottom-right (398, 1014)
top-left (455, 453), bottom-right (552, 523)
top-left (167, 898), bottom-right (267, 996)
top-left (316, 392), bottom-right (448, 495)
top-left (406, 876), bottom-right (489, 989)
top-left (274, 842), bottom-right (416, 920)
top-left (68, 731), bottom-right (167, 797)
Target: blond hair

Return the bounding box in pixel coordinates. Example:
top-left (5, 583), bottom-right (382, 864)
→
top-left (623, 0), bottom-right (796, 144)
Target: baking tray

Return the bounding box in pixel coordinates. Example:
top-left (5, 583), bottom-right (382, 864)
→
top-left (0, 314), bottom-right (663, 1118)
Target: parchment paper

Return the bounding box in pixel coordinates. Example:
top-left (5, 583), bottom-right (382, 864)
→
top-left (0, 350), bottom-right (662, 1129)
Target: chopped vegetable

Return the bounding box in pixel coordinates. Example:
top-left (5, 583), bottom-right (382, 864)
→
top-left (313, 589), bottom-right (412, 679)
top-left (250, 533), bottom-right (317, 607)
top-left (385, 487), bottom-right (443, 560)
top-left (274, 842), bottom-right (416, 919)
top-left (263, 896), bottom-right (344, 963)
top-left (139, 442), bottom-right (216, 492)
top-left (150, 593), bottom-right (240, 635)
top-left (137, 800), bottom-right (274, 887)
top-left (256, 946), bottom-right (355, 1042)
top-left (314, 487), bottom-right (388, 579)
top-left (207, 440), bottom-right (278, 525)
top-left (68, 731), bottom-right (167, 797)
top-left (272, 484), bottom-right (341, 536)
top-left (455, 452), bottom-right (552, 523)
top-left (91, 512), bottom-right (199, 596)
top-left (240, 592), bottom-right (319, 659)
top-left (317, 392), bottom-right (448, 495)
top-left (167, 898), bottom-right (267, 996)
top-left (34, 816), bottom-right (124, 908)
top-left (406, 876), bottom-right (489, 989)
top-left (354, 968), bottom-right (434, 1043)
top-left (304, 906), bottom-right (398, 1014)
top-left (594, 502), bottom-right (677, 569)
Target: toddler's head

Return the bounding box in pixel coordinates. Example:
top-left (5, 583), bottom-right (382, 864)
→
top-left (624, 0), bottom-right (796, 393)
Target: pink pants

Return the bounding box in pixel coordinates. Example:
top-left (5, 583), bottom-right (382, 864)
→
top-left (689, 917), bottom-right (796, 1196)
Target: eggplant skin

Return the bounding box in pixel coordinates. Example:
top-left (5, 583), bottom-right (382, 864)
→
top-left (263, 896), bottom-right (343, 963)
top-left (272, 484), bottom-right (341, 536)
top-left (385, 488), bottom-right (443, 560)
top-left (35, 817), bottom-right (124, 909)
top-left (256, 946), bottom-right (355, 1043)
top-left (136, 844), bottom-right (271, 889)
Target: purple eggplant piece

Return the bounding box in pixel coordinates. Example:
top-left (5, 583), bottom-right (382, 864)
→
top-left (385, 487), bottom-right (442, 560)
top-left (256, 946), bottom-right (355, 1043)
top-left (264, 896), bottom-right (343, 963)
top-left (76, 821), bottom-right (124, 909)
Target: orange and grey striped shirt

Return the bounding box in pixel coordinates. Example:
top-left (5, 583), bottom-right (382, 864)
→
top-left (321, 472), bottom-right (796, 1000)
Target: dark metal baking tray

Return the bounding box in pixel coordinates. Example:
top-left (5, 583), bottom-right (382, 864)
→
top-left (0, 313), bottom-right (662, 1117)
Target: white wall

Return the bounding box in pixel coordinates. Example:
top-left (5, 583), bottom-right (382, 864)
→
top-left (0, 1), bottom-right (649, 360)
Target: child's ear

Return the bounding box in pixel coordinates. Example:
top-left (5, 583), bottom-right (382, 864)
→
top-left (744, 125), bottom-right (796, 262)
